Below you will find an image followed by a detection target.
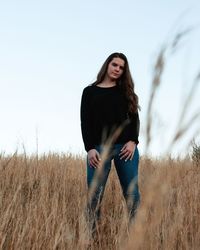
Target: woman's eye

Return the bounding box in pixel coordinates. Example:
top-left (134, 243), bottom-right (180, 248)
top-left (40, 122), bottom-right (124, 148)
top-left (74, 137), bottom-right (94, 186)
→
top-left (111, 63), bottom-right (124, 70)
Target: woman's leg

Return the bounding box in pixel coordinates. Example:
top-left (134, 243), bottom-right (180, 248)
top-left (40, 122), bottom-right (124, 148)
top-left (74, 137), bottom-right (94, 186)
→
top-left (86, 146), bottom-right (112, 234)
top-left (113, 145), bottom-right (140, 221)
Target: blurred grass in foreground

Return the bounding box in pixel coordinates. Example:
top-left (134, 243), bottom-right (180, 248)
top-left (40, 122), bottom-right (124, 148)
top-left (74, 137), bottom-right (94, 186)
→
top-left (0, 152), bottom-right (199, 249)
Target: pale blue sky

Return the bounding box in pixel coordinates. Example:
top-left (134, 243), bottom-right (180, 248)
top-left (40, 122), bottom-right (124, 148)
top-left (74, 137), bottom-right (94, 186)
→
top-left (0, 0), bottom-right (200, 156)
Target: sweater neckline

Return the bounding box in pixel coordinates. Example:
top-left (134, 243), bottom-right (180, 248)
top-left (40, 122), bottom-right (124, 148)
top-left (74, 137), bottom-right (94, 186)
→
top-left (93, 84), bottom-right (117, 89)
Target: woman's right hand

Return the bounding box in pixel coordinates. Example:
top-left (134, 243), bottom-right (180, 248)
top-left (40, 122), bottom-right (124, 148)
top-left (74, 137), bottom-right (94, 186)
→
top-left (88, 149), bottom-right (101, 168)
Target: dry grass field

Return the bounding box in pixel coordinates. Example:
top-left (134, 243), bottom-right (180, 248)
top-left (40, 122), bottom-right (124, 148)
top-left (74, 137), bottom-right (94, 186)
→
top-left (0, 152), bottom-right (199, 250)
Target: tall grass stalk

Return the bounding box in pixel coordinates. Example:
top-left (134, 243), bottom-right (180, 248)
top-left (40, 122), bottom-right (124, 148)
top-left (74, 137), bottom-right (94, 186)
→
top-left (145, 28), bottom-right (200, 155)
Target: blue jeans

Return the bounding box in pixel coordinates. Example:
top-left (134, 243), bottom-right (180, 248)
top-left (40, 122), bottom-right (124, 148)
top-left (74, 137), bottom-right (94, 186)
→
top-left (86, 144), bottom-right (140, 233)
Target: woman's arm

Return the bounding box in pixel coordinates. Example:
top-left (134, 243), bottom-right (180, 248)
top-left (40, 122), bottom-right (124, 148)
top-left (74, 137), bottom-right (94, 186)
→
top-left (119, 111), bottom-right (140, 161)
top-left (80, 87), bottom-right (95, 152)
top-left (129, 111), bottom-right (140, 145)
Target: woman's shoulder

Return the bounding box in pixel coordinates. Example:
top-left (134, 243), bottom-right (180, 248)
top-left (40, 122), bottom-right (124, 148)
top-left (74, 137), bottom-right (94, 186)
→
top-left (83, 84), bottom-right (93, 90)
top-left (82, 84), bottom-right (94, 93)
top-left (82, 84), bottom-right (95, 98)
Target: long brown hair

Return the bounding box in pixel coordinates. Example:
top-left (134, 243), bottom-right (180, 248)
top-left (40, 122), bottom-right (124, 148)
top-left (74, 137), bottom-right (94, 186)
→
top-left (92, 52), bottom-right (139, 114)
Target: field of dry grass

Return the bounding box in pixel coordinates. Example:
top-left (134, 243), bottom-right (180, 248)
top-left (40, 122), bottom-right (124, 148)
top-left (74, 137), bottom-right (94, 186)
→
top-left (0, 152), bottom-right (199, 249)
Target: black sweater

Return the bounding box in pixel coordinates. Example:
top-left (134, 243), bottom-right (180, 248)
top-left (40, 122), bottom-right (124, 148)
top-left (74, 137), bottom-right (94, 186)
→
top-left (80, 84), bottom-right (140, 152)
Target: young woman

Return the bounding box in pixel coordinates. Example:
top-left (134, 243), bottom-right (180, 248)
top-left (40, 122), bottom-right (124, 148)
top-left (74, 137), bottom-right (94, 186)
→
top-left (80, 52), bottom-right (140, 233)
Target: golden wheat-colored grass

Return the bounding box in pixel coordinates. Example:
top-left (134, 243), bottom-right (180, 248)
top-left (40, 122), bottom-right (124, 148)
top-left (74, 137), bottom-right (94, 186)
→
top-left (0, 152), bottom-right (199, 250)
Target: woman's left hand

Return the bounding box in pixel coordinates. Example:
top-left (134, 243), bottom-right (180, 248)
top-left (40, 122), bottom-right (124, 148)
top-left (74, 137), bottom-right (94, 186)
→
top-left (119, 141), bottom-right (136, 161)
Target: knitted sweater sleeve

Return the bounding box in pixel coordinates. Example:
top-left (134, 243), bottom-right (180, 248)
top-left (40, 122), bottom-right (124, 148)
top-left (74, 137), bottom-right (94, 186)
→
top-left (129, 111), bottom-right (140, 144)
top-left (80, 87), bottom-right (95, 152)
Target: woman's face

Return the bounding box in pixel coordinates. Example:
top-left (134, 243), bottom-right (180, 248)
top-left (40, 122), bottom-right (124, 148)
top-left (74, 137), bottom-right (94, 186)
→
top-left (106, 57), bottom-right (125, 81)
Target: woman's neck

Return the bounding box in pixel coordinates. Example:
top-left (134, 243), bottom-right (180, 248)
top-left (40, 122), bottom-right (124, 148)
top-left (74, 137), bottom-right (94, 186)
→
top-left (97, 78), bottom-right (117, 88)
